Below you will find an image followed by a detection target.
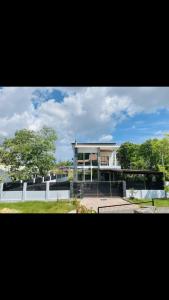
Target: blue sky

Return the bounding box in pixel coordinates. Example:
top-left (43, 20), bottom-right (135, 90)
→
top-left (0, 87), bottom-right (169, 160)
top-left (114, 108), bottom-right (169, 144)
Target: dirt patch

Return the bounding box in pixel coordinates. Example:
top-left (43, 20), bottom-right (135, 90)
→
top-left (0, 208), bottom-right (21, 213)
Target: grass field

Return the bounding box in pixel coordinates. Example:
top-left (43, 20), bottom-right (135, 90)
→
top-left (128, 198), bottom-right (169, 207)
top-left (0, 201), bottom-right (76, 213)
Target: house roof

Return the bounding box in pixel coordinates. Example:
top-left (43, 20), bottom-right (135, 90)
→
top-left (100, 169), bottom-right (163, 175)
top-left (72, 142), bottom-right (116, 145)
top-left (72, 143), bottom-right (118, 149)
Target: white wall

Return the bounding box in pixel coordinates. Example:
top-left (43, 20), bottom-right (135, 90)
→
top-left (26, 191), bottom-right (46, 201)
top-left (78, 147), bottom-right (98, 153)
top-left (49, 190), bottom-right (70, 200)
top-left (1, 191), bottom-right (23, 202)
top-left (0, 190), bottom-right (70, 202)
top-left (126, 190), bottom-right (166, 199)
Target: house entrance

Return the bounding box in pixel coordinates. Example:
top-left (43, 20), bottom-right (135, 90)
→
top-left (73, 181), bottom-right (125, 198)
top-left (100, 172), bottom-right (110, 181)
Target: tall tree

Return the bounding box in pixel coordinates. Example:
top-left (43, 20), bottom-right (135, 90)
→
top-left (1, 126), bottom-right (57, 181)
top-left (117, 142), bottom-right (140, 169)
top-left (139, 139), bottom-right (160, 170)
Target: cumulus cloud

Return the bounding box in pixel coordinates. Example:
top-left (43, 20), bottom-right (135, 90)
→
top-left (1, 86), bottom-right (169, 159)
top-left (98, 135), bottom-right (114, 142)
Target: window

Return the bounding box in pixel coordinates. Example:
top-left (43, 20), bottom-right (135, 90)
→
top-left (77, 170), bottom-right (83, 181)
top-left (84, 153), bottom-right (90, 160)
top-left (77, 153), bottom-right (83, 160)
top-left (85, 169), bottom-right (91, 181)
top-left (90, 153), bottom-right (98, 166)
top-left (84, 153), bottom-right (90, 165)
top-left (77, 153), bottom-right (84, 166)
top-left (92, 169), bottom-right (98, 180)
top-left (101, 156), bottom-right (109, 166)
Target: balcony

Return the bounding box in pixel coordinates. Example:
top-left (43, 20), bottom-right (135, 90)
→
top-left (76, 152), bottom-right (121, 169)
top-left (99, 165), bottom-right (121, 169)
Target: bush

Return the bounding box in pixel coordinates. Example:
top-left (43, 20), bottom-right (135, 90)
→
top-left (71, 199), bottom-right (96, 213)
top-left (76, 203), bottom-right (96, 213)
top-left (72, 199), bottom-right (80, 206)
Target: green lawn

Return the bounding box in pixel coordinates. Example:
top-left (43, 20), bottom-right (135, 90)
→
top-left (0, 200), bottom-right (76, 213)
top-left (128, 198), bottom-right (169, 207)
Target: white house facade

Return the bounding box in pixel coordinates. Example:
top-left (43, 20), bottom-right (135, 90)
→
top-left (72, 142), bottom-right (121, 182)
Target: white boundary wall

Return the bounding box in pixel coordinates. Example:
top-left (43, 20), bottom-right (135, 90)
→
top-left (126, 190), bottom-right (167, 199)
top-left (0, 190), bottom-right (70, 202)
top-left (0, 182), bottom-right (70, 202)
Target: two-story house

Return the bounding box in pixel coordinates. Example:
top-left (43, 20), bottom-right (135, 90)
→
top-left (72, 142), bottom-right (121, 182)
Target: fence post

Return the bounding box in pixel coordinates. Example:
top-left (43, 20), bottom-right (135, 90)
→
top-left (123, 181), bottom-right (126, 198)
top-left (23, 182), bottom-right (27, 201)
top-left (0, 183), bottom-right (3, 201)
top-left (110, 181), bottom-right (112, 197)
top-left (46, 181), bottom-right (49, 201)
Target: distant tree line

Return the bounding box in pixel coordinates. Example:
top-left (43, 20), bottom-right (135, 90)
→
top-left (117, 134), bottom-right (169, 180)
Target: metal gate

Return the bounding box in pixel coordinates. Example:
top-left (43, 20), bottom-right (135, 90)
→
top-left (72, 181), bottom-right (125, 198)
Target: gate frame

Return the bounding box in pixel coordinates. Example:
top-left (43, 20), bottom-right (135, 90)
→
top-left (72, 180), bottom-right (126, 198)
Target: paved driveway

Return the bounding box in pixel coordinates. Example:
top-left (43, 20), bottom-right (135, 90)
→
top-left (80, 197), bottom-right (139, 213)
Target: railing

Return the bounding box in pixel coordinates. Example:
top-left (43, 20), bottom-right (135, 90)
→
top-left (98, 199), bottom-right (155, 213)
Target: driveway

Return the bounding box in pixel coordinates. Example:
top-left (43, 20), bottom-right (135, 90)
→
top-left (80, 197), bottom-right (139, 213)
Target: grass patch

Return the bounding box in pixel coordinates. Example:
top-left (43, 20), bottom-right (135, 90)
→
top-left (0, 200), bottom-right (76, 213)
top-left (128, 198), bottom-right (169, 207)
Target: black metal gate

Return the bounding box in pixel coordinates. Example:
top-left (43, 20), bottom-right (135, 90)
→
top-left (72, 181), bottom-right (125, 198)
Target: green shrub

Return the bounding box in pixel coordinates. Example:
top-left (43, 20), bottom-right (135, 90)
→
top-left (76, 204), bottom-right (96, 213)
top-left (72, 199), bottom-right (80, 206)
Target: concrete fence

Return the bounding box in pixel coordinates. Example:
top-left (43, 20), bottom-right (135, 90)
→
top-left (0, 182), bottom-right (70, 202)
top-left (126, 189), bottom-right (168, 199)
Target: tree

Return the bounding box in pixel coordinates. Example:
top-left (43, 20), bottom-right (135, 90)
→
top-left (1, 126), bottom-right (57, 181)
top-left (117, 142), bottom-right (140, 169)
top-left (130, 157), bottom-right (147, 170)
top-left (54, 160), bottom-right (73, 167)
top-left (139, 139), bottom-right (160, 170)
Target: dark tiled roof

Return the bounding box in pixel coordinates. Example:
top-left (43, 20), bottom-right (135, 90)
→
top-left (100, 169), bottom-right (163, 174)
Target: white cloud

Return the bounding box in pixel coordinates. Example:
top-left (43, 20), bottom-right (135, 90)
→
top-left (1, 87), bottom-right (169, 159)
top-left (99, 135), bottom-right (113, 142)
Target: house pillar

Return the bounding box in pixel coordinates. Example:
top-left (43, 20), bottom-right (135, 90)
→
top-left (74, 147), bottom-right (78, 181)
top-left (98, 170), bottom-right (100, 181)
top-left (46, 181), bottom-right (49, 200)
top-left (115, 151), bottom-right (117, 166)
top-left (98, 147), bottom-right (100, 168)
